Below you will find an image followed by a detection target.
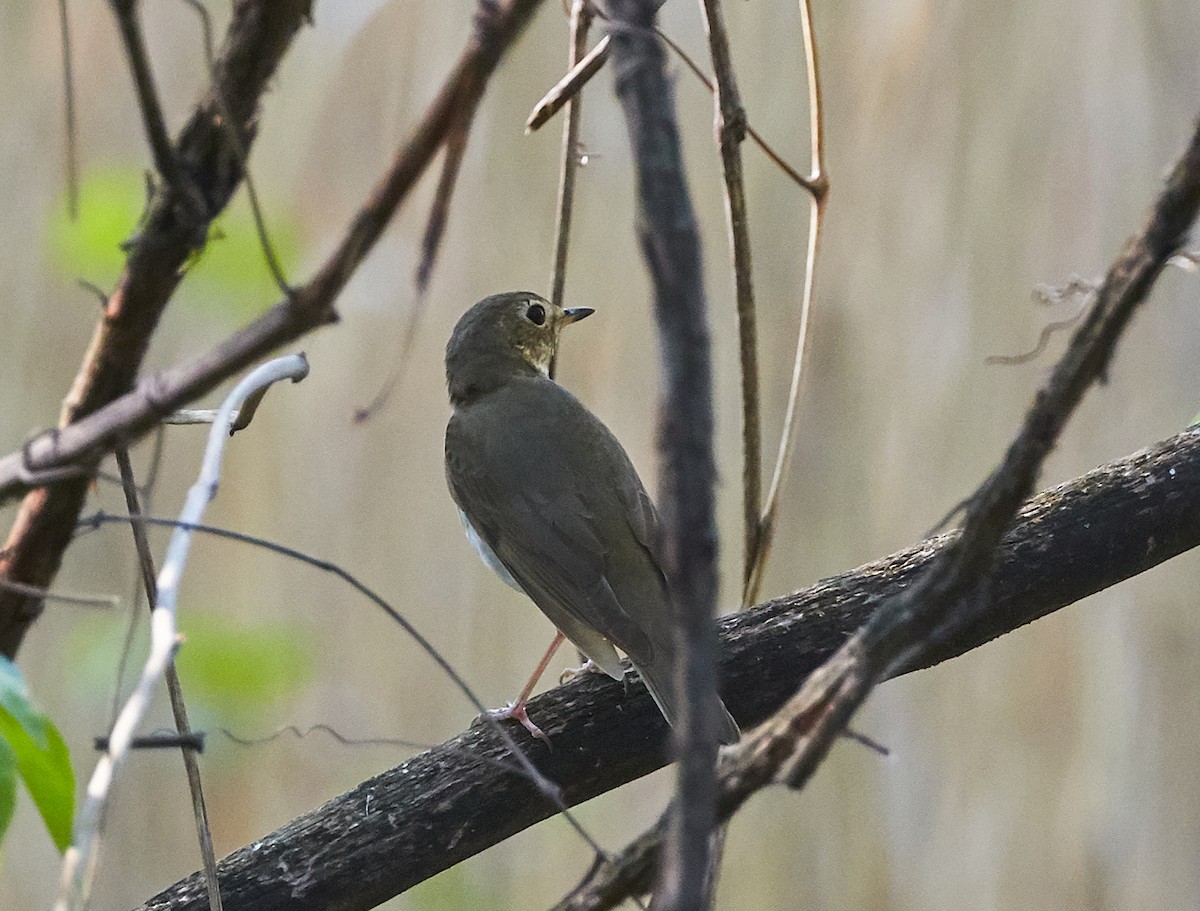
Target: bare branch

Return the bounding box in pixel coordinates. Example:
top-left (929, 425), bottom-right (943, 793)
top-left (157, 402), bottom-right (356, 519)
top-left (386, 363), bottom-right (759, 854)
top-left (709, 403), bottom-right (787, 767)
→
top-left (607, 2), bottom-right (723, 908)
top-left (178, 0), bottom-right (292, 293)
top-left (744, 0), bottom-right (828, 605)
top-left (58, 0), bottom-right (79, 218)
top-left (527, 34), bottom-right (610, 133)
top-left (353, 85), bottom-right (481, 423)
top-left (112, 0), bottom-right (188, 194)
top-left (697, 0), bottom-right (759, 617)
top-left (131, 422), bottom-right (1200, 911)
top-left (546, 0), bottom-right (594, 380)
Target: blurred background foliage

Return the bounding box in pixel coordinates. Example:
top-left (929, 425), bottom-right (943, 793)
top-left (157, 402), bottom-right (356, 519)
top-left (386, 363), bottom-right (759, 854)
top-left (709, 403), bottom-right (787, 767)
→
top-left (2, 0), bottom-right (1200, 908)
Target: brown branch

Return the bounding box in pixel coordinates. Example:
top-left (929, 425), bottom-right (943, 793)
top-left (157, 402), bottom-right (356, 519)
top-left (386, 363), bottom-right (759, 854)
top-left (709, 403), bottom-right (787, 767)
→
top-left (132, 423), bottom-right (1200, 911)
top-left (353, 72), bottom-right (484, 422)
top-left (606, 2), bottom-right (722, 907)
top-left (527, 32), bottom-right (609, 133)
top-left (58, 0), bottom-right (80, 218)
top-left (0, 0), bottom-right (550, 656)
top-left (114, 448), bottom-right (223, 911)
top-left (559, 113), bottom-right (1200, 911)
top-left (744, 0), bottom-right (828, 605)
top-left (697, 0), bottom-right (759, 613)
top-left (526, 24), bottom-right (817, 197)
top-left (112, 0), bottom-right (187, 193)
top-left (0, 0), bottom-right (315, 659)
top-left (546, 0), bottom-right (594, 380)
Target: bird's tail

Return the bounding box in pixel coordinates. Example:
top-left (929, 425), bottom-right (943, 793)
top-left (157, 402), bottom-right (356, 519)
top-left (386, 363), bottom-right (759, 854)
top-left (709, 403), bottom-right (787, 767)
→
top-left (632, 660), bottom-right (741, 745)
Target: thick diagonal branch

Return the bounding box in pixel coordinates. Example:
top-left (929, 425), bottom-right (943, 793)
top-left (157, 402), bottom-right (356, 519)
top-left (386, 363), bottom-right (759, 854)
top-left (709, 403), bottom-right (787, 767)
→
top-left (133, 424), bottom-right (1200, 911)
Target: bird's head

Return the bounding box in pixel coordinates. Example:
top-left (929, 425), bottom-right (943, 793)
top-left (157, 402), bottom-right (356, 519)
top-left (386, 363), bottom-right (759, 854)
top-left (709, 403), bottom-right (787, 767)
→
top-left (445, 291), bottom-right (593, 402)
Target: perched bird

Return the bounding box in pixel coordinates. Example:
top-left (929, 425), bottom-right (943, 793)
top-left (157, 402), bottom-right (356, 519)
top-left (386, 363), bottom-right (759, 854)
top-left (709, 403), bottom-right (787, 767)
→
top-left (444, 290), bottom-right (739, 744)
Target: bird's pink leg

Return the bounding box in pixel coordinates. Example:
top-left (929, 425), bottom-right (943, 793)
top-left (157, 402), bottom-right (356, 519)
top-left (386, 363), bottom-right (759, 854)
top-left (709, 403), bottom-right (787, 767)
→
top-left (482, 630), bottom-right (566, 742)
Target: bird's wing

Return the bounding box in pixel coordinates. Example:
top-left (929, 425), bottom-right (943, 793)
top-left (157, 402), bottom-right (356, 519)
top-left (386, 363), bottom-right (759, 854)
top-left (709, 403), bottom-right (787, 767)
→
top-left (445, 406), bottom-right (656, 663)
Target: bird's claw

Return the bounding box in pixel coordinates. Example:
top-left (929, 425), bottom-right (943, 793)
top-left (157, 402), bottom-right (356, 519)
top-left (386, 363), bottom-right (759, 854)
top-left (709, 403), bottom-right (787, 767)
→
top-left (558, 659), bottom-right (603, 685)
top-left (480, 701), bottom-right (551, 744)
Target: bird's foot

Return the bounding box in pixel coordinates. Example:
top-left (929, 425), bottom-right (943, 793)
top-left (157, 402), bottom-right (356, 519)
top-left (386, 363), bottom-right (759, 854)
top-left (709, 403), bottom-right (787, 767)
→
top-left (479, 700), bottom-right (550, 744)
top-left (559, 659), bottom-right (604, 685)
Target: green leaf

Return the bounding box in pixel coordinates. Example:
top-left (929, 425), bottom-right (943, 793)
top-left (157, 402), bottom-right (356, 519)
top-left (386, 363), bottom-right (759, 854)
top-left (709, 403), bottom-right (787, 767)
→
top-left (47, 165), bottom-right (147, 285)
top-left (0, 657), bottom-right (75, 852)
top-left (48, 165), bottom-right (302, 323)
top-left (0, 737), bottom-right (16, 846)
top-left (176, 615), bottom-right (315, 721)
top-left (0, 654), bottom-right (47, 748)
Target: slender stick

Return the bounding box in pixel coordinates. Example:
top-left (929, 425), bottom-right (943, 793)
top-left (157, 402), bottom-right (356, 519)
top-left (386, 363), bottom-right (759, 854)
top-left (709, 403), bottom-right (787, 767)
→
top-left (353, 90), bottom-right (481, 422)
top-left (696, 0), bottom-right (759, 608)
top-left (179, 0), bottom-right (290, 293)
top-left (527, 34), bottom-right (610, 133)
top-left (546, 0), bottom-right (594, 379)
top-left (58, 0), bottom-right (79, 218)
top-left (743, 0), bottom-right (827, 607)
top-left (531, 25), bottom-right (818, 197)
top-left (111, 0), bottom-right (186, 194)
top-left (114, 447), bottom-right (224, 911)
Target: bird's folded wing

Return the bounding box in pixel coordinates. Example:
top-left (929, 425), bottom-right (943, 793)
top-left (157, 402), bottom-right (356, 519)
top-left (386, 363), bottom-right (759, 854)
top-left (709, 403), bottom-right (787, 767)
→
top-left (446, 445), bottom-right (654, 661)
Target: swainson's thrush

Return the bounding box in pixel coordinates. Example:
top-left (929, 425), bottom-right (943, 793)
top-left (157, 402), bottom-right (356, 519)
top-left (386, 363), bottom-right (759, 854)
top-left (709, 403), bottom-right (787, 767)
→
top-left (444, 291), bottom-right (740, 744)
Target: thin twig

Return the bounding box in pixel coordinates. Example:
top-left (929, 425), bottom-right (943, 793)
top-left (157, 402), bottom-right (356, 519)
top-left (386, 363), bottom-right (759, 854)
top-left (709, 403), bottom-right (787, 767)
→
top-left (985, 292), bottom-right (1092, 366)
top-left (114, 446), bottom-right (224, 911)
top-left (178, 0), bottom-right (291, 293)
top-left (546, 0), bottom-right (593, 380)
top-left (353, 87), bottom-right (481, 423)
top-left (112, 0), bottom-right (188, 195)
top-left (743, 0), bottom-right (827, 607)
top-left (55, 355), bottom-right (310, 911)
top-left (109, 428), bottom-right (166, 725)
top-left (94, 733), bottom-right (205, 752)
top-left (697, 0), bottom-right (759, 614)
top-left (218, 724), bottom-right (437, 751)
top-left (0, 578), bottom-right (117, 609)
top-left (527, 36), bottom-right (609, 133)
top-left (58, 0), bottom-right (79, 219)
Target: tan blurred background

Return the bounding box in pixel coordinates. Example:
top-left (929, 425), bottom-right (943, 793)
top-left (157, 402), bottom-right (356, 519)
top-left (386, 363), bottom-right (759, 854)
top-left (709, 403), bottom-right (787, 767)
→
top-left (3, 1), bottom-right (1200, 908)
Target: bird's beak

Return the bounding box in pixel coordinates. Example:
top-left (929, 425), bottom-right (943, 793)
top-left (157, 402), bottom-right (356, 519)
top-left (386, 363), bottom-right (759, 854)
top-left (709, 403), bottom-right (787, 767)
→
top-left (561, 306), bottom-right (595, 325)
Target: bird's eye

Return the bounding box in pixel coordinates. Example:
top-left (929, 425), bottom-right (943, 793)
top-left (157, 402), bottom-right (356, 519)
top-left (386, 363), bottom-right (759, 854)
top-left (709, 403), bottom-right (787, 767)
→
top-left (526, 303), bottom-right (547, 325)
